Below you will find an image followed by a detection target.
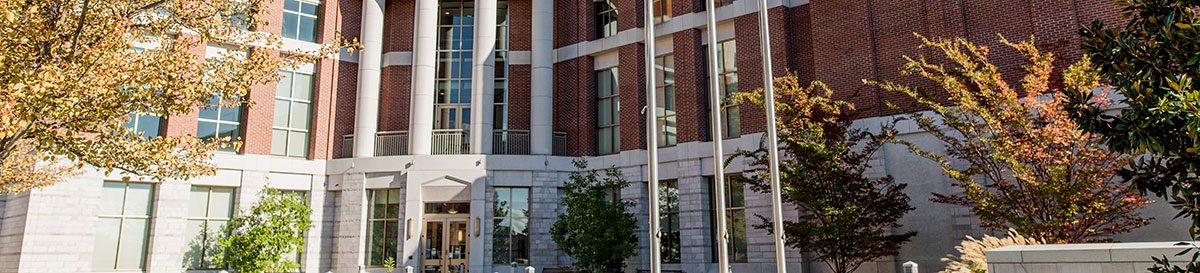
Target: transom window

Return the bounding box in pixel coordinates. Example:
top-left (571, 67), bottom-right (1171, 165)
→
top-left (92, 182), bottom-right (155, 271)
top-left (282, 0), bottom-right (319, 42)
top-left (184, 186), bottom-right (236, 270)
top-left (655, 55), bottom-right (677, 147)
top-left (595, 0), bottom-right (618, 39)
top-left (596, 68), bottom-right (620, 155)
top-left (272, 69), bottom-right (314, 158)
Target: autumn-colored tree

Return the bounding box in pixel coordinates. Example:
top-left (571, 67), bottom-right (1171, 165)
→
top-left (867, 35), bottom-right (1151, 243)
top-left (732, 75), bottom-right (916, 273)
top-left (0, 0), bottom-right (355, 193)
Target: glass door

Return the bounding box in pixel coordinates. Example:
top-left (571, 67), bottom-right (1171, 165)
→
top-left (422, 218), bottom-right (470, 273)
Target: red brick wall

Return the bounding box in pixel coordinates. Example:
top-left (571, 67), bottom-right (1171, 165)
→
top-left (509, 65), bottom-right (533, 130)
top-left (509, 0), bottom-right (532, 51)
top-left (673, 29), bottom-right (708, 143)
top-left (330, 62), bottom-right (360, 159)
top-left (803, 0), bottom-right (1123, 118)
top-left (732, 7), bottom-right (793, 136)
top-left (618, 44), bottom-right (647, 151)
top-left (554, 57), bottom-right (597, 156)
top-left (383, 0), bottom-right (415, 52)
top-left (616, 0), bottom-right (645, 31)
top-left (378, 66), bottom-right (411, 132)
top-left (555, 0), bottom-right (592, 47)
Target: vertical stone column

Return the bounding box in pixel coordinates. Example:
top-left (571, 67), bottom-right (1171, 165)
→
top-left (402, 178), bottom-right (423, 269)
top-left (529, 0), bottom-right (554, 155)
top-left (469, 0), bottom-right (498, 154)
top-left (409, 0), bottom-right (438, 155)
top-left (303, 176), bottom-right (329, 272)
top-left (353, 0), bottom-right (387, 158)
top-left (332, 174), bottom-right (368, 273)
top-left (145, 181), bottom-right (190, 273)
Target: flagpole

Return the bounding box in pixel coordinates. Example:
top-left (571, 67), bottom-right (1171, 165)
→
top-left (755, 0), bottom-right (789, 272)
top-left (644, 0), bottom-right (662, 272)
top-left (703, 0), bottom-right (731, 272)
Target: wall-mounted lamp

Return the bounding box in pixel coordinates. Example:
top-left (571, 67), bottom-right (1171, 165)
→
top-left (406, 218), bottom-right (414, 239)
top-left (473, 217), bottom-right (481, 237)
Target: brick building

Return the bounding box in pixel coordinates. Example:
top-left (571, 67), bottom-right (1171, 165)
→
top-left (0, 0), bottom-right (1189, 273)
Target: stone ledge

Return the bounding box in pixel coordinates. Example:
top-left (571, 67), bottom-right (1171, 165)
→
top-left (987, 241), bottom-right (1199, 264)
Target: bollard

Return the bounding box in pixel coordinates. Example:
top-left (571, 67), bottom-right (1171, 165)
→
top-left (525, 266), bottom-right (535, 273)
top-left (903, 261), bottom-right (918, 273)
top-left (510, 261), bottom-right (518, 273)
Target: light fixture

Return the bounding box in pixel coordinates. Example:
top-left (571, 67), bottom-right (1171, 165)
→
top-left (457, 229), bottom-right (464, 241)
top-left (473, 217), bottom-right (480, 237)
top-left (448, 207), bottom-right (458, 214)
top-left (406, 218), bottom-right (414, 239)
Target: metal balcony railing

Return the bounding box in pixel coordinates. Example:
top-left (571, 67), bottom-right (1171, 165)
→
top-left (493, 130), bottom-right (531, 154)
top-left (432, 129), bottom-right (469, 155)
top-left (339, 130), bottom-right (561, 157)
top-left (553, 131), bottom-right (568, 156)
top-left (375, 131), bottom-right (409, 156)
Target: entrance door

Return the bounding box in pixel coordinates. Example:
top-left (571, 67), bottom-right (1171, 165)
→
top-left (422, 218), bottom-right (470, 273)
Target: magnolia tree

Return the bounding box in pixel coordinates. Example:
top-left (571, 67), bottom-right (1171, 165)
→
top-left (1072, 0), bottom-right (1200, 270)
top-left (214, 188), bottom-right (313, 273)
top-left (0, 0), bottom-right (355, 193)
top-left (732, 76), bottom-right (916, 273)
top-left (868, 35), bottom-right (1151, 243)
top-left (550, 159), bottom-right (638, 273)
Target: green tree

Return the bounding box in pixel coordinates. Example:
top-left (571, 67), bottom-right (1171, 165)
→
top-left (214, 188), bottom-right (313, 273)
top-left (1072, 0), bottom-right (1200, 270)
top-left (868, 35), bottom-right (1151, 243)
top-left (550, 159), bottom-right (637, 273)
top-left (0, 0), bottom-right (355, 193)
top-left (732, 75), bottom-right (916, 273)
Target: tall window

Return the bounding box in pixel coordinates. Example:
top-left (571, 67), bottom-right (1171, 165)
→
top-left (704, 40), bottom-right (740, 139)
top-left (495, 1), bottom-right (509, 130)
top-left (595, 0), bottom-right (618, 39)
top-left (93, 182), bottom-right (154, 270)
top-left (273, 69), bottom-right (314, 158)
top-left (366, 189), bottom-right (401, 266)
top-left (660, 179), bottom-right (680, 263)
top-left (435, 0), bottom-right (474, 131)
top-left (653, 0), bottom-right (672, 23)
top-left (198, 95), bottom-right (243, 152)
top-left (708, 175), bottom-right (747, 262)
top-left (281, 0), bottom-right (319, 42)
top-left (493, 187), bottom-right (530, 265)
top-left (655, 55), bottom-right (677, 147)
top-left (596, 68), bottom-right (620, 155)
top-left (185, 186), bottom-right (235, 269)
top-left (123, 113), bottom-right (163, 139)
